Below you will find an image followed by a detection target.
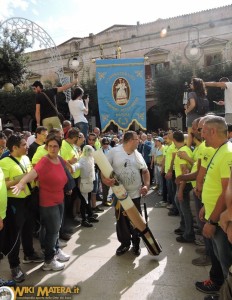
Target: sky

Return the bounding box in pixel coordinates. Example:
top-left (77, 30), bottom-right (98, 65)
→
top-left (1, 0), bottom-right (232, 47)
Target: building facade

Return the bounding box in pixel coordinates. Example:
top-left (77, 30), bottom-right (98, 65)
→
top-left (24, 4), bottom-right (232, 129)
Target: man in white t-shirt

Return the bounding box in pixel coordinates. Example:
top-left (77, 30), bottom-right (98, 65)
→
top-left (205, 77), bottom-right (232, 123)
top-left (104, 131), bottom-right (150, 256)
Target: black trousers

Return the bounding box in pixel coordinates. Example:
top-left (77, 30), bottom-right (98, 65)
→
top-left (72, 178), bottom-right (92, 221)
top-left (3, 196), bottom-right (34, 269)
top-left (116, 197), bottom-right (142, 247)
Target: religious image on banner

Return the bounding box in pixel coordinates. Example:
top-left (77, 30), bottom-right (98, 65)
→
top-left (113, 78), bottom-right (130, 106)
top-left (96, 58), bottom-right (146, 131)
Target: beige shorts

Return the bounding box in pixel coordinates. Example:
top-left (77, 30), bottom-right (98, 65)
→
top-left (42, 116), bottom-right (62, 132)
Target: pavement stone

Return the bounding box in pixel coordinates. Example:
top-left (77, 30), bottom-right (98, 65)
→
top-left (0, 190), bottom-right (209, 300)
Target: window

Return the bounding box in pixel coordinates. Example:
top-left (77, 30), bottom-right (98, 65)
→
top-left (204, 53), bottom-right (222, 67)
top-left (150, 62), bottom-right (170, 78)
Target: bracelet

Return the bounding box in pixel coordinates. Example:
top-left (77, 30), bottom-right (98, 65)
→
top-left (207, 219), bottom-right (218, 226)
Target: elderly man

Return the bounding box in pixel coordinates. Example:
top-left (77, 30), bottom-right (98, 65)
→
top-left (103, 131), bottom-right (150, 256)
top-left (195, 116), bottom-right (232, 298)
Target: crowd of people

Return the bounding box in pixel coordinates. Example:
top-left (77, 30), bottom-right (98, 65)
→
top-left (1, 78), bottom-right (232, 300)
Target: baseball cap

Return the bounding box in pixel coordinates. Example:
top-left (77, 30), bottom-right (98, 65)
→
top-left (155, 137), bottom-right (164, 143)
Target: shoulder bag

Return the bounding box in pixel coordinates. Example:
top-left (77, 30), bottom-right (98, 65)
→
top-left (41, 92), bottom-right (65, 123)
top-left (58, 156), bottom-right (76, 192)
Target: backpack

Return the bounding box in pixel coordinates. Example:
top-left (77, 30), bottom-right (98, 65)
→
top-left (195, 96), bottom-right (209, 115)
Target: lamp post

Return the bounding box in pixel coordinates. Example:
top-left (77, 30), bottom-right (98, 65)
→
top-left (68, 55), bottom-right (83, 81)
top-left (184, 27), bottom-right (203, 76)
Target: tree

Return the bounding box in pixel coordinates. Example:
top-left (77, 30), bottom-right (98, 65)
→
top-left (154, 65), bottom-right (192, 119)
top-left (0, 29), bottom-right (31, 87)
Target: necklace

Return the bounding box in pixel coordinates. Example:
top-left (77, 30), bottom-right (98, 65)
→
top-left (206, 141), bottom-right (228, 173)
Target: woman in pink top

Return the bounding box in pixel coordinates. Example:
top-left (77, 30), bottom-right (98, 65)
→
top-left (11, 135), bottom-right (70, 272)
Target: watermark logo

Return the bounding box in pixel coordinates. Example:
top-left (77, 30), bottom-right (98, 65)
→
top-left (0, 286), bottom-right (14, 300)
top-left (8, 286), bottom-right (80, 300)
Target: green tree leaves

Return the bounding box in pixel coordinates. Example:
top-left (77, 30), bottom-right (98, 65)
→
top-left (0, 29), bottom-right (32, 87)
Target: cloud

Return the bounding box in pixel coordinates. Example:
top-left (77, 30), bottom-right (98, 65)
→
top-left (32, 8), bottom-right (39, 16)
top-left (0, 0), bottom-right (29, 20)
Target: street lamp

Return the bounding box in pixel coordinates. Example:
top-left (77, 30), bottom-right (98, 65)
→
top-left (184, 27), bottom-right (203, 76)
top-left (68, 55), bottom-right (83, 81)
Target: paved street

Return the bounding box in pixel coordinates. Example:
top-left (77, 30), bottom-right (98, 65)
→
top-left (1, 190), bottom-right (209, 300)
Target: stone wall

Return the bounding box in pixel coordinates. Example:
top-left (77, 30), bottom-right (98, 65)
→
top-left (27, 4), bottom-right (232, 85)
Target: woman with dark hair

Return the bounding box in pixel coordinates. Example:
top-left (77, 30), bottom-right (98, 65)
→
top-left (11, 135), bottom-right (71, 272)
top-left (185, 77), bottom-right (207, 147)
top-left (68, 87), bottom-right (89, 139)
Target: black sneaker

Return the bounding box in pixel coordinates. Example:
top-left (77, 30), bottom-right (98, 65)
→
top-left (168, 210), bottom-right (179, 216)
top-left (176, 235), bottom-right (195, 243)
top-left (22, 252), bottom-right (44, 264)
top-left (174, 228), bottom-right (184, 235)
top-left (11, 266), bottom-right (25, 283)
top-left (64, 227), bottom-right (75, 234)
top-left (195, 279), bottom-right (221, 294)
top-left (132, 245), bottom-right (141, 256)
top-left (92, 206), bottom-right (104, 213)
top-left (59, 232), bottom-right (72, 241)
top-left (96, 194), bottom-right (103, 201)
top-left (116, 244), bottom-right (130, 256)
top-left (88, 216), bottom-right (99, 223)
top-left (0, 278), bottom-right (16, 287)
top-left (81, 220), bottom-right (93, 227)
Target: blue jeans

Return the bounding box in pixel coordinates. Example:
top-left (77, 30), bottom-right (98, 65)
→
top-left (205, 237), bottom-right (224, 286)
top-left (155, 165), bottom-right (163, 194)
top-left (166, 177), bottom-right (177, 209)
top-left (212, 226), bottom-right (232, 278)
top-left (175, 183), bottom-right (195, 241)
top-left (75, 122), bottom-right (89, 140)
top-left (39, 203), bottom-right (64, 263)
top-left (193, 192), bottom-right (204, 231)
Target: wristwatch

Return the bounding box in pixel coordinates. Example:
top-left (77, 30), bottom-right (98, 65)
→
top-left (207, 219), bottom-right (218, 226)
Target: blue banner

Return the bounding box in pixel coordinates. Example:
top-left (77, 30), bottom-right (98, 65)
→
top-left (96, 58), bottom-right (146, 131)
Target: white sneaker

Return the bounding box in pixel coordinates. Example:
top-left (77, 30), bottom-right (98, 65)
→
top-left (42, 259), bottom-right (65, 271)
top-left (58, 239), bottom-right (67, 248)
top-left (56, 248), bottom-right (70, 262)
